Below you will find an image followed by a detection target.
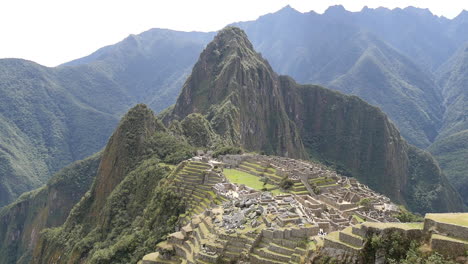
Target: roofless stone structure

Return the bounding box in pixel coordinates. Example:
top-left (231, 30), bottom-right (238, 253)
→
top-left (139, 154), bottom-right (467, 264)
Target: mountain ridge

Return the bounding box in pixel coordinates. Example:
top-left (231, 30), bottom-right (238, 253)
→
top-left (0, 30), bottom-right (212, 206)
top-left (0, 58), bottom-right (127, 206)
top-left (165, 27), bottom-right (463, 213)
top-left (0, 26), bottom-right (464, 264)
top-left (1, 4), bottom-right (467, 211)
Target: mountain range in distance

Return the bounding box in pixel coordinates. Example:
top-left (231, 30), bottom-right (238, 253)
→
top-left (1, 26), bottom-right (465, 264)
top-left (0, 4), bottom-right (467, 210)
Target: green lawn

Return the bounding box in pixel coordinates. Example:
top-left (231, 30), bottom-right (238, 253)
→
top-left (223, 169), bottom-right (282, 194)
top-left (353, 214), bottom-right (366, 223)
top-left (426, 213), bottom-right (468, 227)
top-left (432, 233), bottom-right (468, 243)
top-left (363, 222), bottom-right (423, 230)
top-left (310, 177), bottom-right (335, 186)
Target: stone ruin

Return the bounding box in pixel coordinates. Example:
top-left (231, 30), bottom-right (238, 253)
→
top-left (219, 154), bottom-right (400, 227)
top-left (140, 154), bottom-right (409, 264)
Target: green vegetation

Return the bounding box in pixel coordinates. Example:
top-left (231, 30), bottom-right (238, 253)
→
top-left (34, 157), bottom-right (185, 264)
top-left (223, 169), bottom-right (278, 193)
top-left (0, 29), bottom-right (213, 206)
top-left (310, 177), bottom-right (335, 186)
top-left (395, 249), bottom-right (458, 264)
top-left (426, 213), bottom-right (468, 227)
top-left (180, 113), bottom-right (220, 148)
top-left (382, 237), bottom-right (458, 264)
top-left (352, 214), bottom-right (366, 223)
top-left (147, 132), bottom-right (195, 164)
top-left (406, 146), bottom-right (464, 214)
top-left (165, 26), bottom-right (465, 214)
top-left (430, 45), bottom-right (468, 207)
top-left (358, 198), bottom-right (374, 211)
top-left (279, 177), bottom-right (294, 190)
top-left (363, 222), bottom-right (423, 230)
top-left (0, 60), bottom-right (123, 206)
top-left (212, 145), bottom-right (243, 158)
top-left (28, 105), bottom-right (193, 264)
top-left (0, 153), bottom-right (101, 264)
top-left (158, 163), bottom-right (176, 170)
top-left (3, 19), bottom-right (468, 263)
top-left (395, 206), bottom-right (424, 223)
top-left (429, 131), bottom-right (468, 206)
top-left (364, 231), bottom-right (414, 262)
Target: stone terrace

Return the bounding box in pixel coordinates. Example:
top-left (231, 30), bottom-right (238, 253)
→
top-left (321, 214), bottom-right (468, 262)
top-left (169, 159), bottom-right (227, 225)
top-left (140, 154), bottom-right (407, 264)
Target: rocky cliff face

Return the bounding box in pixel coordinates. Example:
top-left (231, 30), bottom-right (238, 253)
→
top-left (278, 76), bottom-right (408, 203)
top-left (167, 27), bottom-right (463, 213)
top-left (170, 27), bottom-right (307, 158)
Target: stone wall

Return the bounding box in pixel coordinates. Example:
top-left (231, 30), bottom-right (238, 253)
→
top-left (424, 218), bottom-right (468, 240)
top-left (339, 232), bottom-right (364, 248)
top-left (431, 235), bottom-right (468, 258)
top-left (323, 238), bottom-right (361, 255)
top-left (362, 224), bottom-right (425, 241)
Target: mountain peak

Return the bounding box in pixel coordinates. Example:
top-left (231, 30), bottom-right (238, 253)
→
top-left (454, 9), bottom-right (468, 20)
top-left (88, 103), bottom-right (160, 215)
top-left (324, 5), bottom-right (347, 14)
top-left (403, 6), bottom-right (434, 17)
top-left (171, 26), bottom-right (273, 119)
top-left (276, 5), bottom-right (300, 15)
top-left (212, 26), bottom-right (254, 52)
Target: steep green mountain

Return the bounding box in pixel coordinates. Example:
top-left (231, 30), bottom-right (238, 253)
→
top-left (5, 27), bottom-right (464, 264)
top-left (429, 43), bottom-right (468, 205)
top-left (0, 59), bottom-right (128, 206)
top-left (31, 104), bottom-right (194, 264)
top-left (1, 5), bottom-right (467, 212)
top-left (436, 43), bottom-right (468, 138)
top-left (327, 32), bottom-right (443, 146)
top-left (0, 29), bottom-right (212, 206)
top-left (233, 6), bottom-right (444, 148)
top-left (0, 153), bottom-right (101, 264)
top-left (429, 131), bottom-right (468, 205)
top-left (165, 27), bottom-right (463, 213)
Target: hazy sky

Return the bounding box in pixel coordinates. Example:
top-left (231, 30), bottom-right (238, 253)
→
top-left (1, 0), bottom-right (467, 67)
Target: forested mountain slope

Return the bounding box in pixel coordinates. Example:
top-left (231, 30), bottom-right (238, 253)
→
top-left (0, 30), bottom-right (211, 206)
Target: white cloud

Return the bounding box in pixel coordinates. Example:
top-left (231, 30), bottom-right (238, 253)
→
top-left (0, 0), bottom-right (466, 66)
